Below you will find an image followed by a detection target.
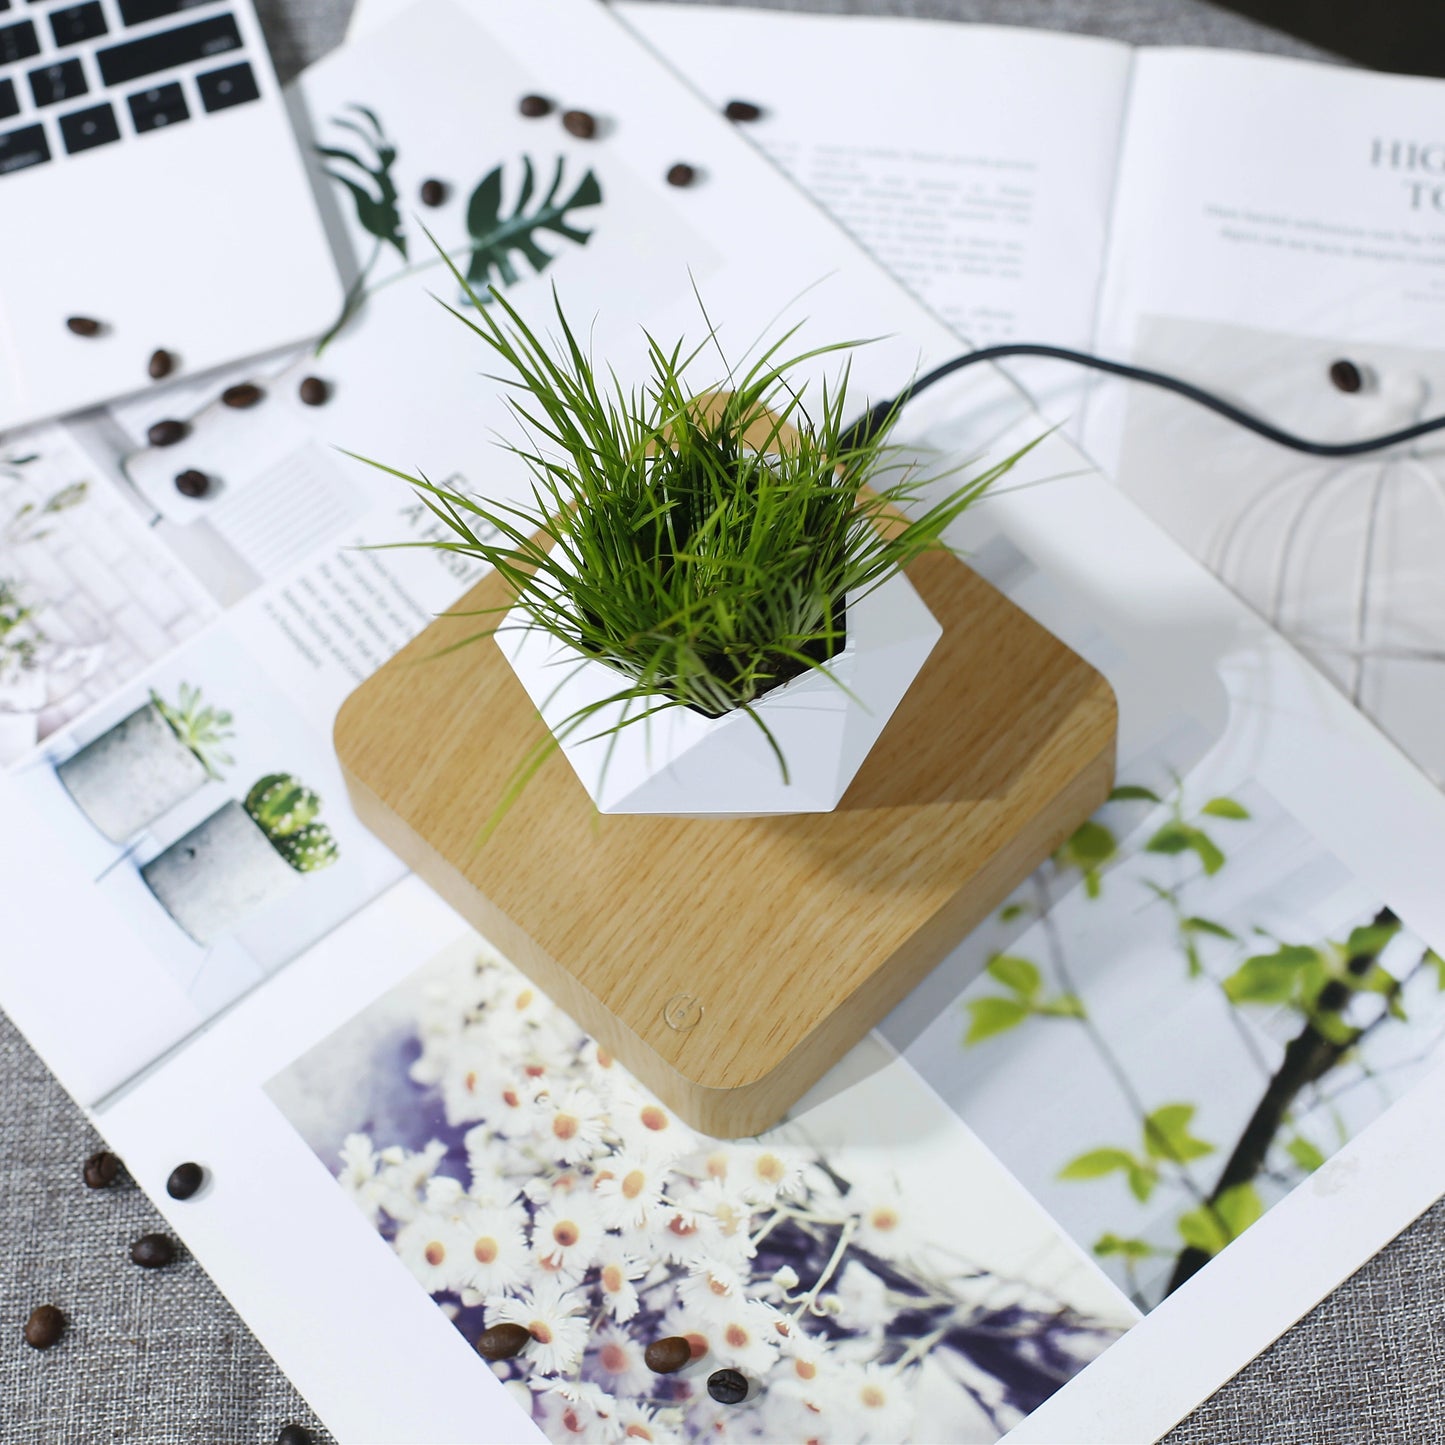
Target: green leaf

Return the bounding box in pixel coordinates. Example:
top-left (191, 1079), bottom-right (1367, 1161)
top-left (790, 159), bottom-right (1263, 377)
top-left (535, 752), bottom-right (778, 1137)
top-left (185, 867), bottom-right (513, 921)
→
top-left (1145, 822), bottom-right (1193, 856)
top-left (1223, 945), bottom-right (1317, 1005)
top-left (1143, 1103), bottom-right (1214, 1163)
top-left (1064, 819), bottom-right (1117, 865)
top-left (1187, 827), bottom-right (1226, 875)
top-left (1427, 950), bottom-right (1445, 990)
top-left (1177, 1203), bottom-right (1230, 1257)
top-left (464, 156), bottom-right (602, 295)
top-left (1058, 1147), bottom-right (1136, 1181)
top-left (1215, 1181), bottom-right (1264, 1239)
top-left (1344, 921), bottom-right (1402, 960)
top-left (1286, 1136), bottom-right (1326, 1172)
top-left (963, 996), bottom-right (1029, 1045)
top-left (1109, 784), bottom-right (1161, 803)
top-left (1094, 1233), bottom-right (1157, 1259)
top-left (1182, 916), bottom-right (1237, 941)
top-left (1126, 1163), bottom-right (1158, 1202)
top-left (1201, 797), bottom-right (1251, 820)
top-left (998, 902), bottom-right (1029, 923)
top-left (986, 954), bottom-right (1041, 999)
top-left (315, 106), bottom-right (406, 261)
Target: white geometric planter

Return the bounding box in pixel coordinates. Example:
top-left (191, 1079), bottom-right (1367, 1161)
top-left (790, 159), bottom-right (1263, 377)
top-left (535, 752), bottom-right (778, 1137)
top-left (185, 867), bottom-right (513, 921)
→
top-left (141, 800), bottom-right (300, 945)
top-left (496, 568), bottom-right (941, 815)
top-left (56, 701), bottom-right (209, 843)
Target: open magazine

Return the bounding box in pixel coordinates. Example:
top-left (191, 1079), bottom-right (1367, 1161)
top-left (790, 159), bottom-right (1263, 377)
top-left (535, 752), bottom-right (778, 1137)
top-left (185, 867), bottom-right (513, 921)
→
top-left (3, 1), bottom-right (1445, 1441)
top-left (616, 4), bottom-right (1445, 799)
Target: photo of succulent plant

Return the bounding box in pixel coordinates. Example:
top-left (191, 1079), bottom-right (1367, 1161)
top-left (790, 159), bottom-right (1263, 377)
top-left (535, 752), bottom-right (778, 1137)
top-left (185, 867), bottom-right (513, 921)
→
top-left (151, 683), bottom-right (236, 781)
top-left (244, 773), bottom-right (341, 874)
top-left (141, 772), bottom-right (341, 946)
top-left (268, 935), bottom-right (1135, 1444)
top-left (55, 683), bottom-right (231, 844)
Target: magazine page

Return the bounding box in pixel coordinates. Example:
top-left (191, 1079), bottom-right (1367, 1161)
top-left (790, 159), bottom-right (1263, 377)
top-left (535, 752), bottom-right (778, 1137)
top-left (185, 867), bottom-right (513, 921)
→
top-left (1082, 47), bottom-right (1445, 791)
top-left (6, 2), bottom-right (1445, 1442)
top-left (349, 0), bottom-right (1132, 362)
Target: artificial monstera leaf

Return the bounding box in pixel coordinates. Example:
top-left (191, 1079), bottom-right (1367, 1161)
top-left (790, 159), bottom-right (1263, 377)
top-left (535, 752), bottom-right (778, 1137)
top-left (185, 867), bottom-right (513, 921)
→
top-left (317, 105), bottom-right (407, 262)
top-left (465, 156), bottom-right (603, 293)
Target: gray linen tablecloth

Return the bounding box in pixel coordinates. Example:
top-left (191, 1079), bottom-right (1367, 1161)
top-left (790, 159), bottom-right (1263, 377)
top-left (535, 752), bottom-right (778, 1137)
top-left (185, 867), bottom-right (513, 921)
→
top-left (5, 2), bottom-right (1438, 1441)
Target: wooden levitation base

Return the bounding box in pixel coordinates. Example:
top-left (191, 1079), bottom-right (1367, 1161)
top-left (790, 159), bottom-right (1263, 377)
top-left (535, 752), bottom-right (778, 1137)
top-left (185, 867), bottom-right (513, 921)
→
top-left (334, 550), bottom-right (1116, 1138)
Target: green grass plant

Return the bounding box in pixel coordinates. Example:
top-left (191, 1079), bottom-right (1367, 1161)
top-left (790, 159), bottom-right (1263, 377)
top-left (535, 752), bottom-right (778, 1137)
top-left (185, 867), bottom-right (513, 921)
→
top-left (357, 265), bottom-right (1038, 837)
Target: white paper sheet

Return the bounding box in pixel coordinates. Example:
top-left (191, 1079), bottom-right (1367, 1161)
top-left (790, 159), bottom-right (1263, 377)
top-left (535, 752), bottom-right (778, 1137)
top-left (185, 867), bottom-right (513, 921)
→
top-left (6, 4), bottom-right (1445, 1443)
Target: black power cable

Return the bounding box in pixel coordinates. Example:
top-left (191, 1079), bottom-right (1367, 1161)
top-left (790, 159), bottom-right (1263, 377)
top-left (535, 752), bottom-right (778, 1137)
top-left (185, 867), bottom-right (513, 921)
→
top-left (845, 343), bottom-right (1445, 457)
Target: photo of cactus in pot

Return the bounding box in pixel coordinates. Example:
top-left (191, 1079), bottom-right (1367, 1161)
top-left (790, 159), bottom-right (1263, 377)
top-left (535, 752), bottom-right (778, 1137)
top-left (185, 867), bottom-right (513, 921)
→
top-left (56, 682), bottom-right (235, 844)
top-left (140, 772), bottom-right (340, 946)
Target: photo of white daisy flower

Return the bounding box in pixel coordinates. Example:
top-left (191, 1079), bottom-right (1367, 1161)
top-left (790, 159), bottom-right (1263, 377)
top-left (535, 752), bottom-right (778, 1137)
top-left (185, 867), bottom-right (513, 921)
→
top-left (488, 1277), bottom-right (591, 1376)
top-left (269, 935), bottom-right (1134, 1443)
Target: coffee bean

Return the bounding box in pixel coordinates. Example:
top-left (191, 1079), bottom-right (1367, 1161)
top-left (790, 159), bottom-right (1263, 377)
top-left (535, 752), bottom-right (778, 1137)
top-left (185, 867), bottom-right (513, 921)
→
top-left (82, 1150), bottom-right (121, 1189)
top-left (518, 94), bottom-right (552, 118)
top-left (24, 1305), bottom-right (65, 1350)
top-left (707, 1367), bottom-right (749, 1404)
top-left (66, 316), bottom-right (102, 337)
top-left (166, 1161), bottom-right (205, 1200)
top-left (643, 1335), bottom-right (692, 1374)
top-left (561, 109), bottom-right (597, 139)
top-left (476, 1322), bottom-right (531, 1360)
top-left (275, 1427), bottom-right (313, 1445)
top-left (221, 382), bottom-right (264, 409)
top-left (724, 100), bottom-right (762, 123)
top-left (1329, 359), bottom-right (1363, 394)
top-left (148, 349), bottom-right (175, 380)
top-left (298, 376), bottom-right (330, 407)
top-left (666, 163), bottom-right (697, 188)
top-left (130, 1233), bottom-right (176, 1269)
top-left (419, 178), bottom-right (448, 207)
top-left (147, 419), bottom-right (188, 448)
top-left (174, 469), bottom-right (210, 499)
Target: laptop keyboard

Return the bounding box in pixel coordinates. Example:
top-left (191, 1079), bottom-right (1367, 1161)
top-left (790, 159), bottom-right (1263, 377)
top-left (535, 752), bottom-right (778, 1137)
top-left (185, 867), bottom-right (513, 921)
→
top-left (0, 0), bottom-right (260, 177)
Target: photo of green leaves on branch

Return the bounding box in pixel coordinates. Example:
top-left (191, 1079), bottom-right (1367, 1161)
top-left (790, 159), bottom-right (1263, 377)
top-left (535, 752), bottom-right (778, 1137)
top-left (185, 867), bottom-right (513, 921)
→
top-left (919, 773), bottom-right (1445, 1311)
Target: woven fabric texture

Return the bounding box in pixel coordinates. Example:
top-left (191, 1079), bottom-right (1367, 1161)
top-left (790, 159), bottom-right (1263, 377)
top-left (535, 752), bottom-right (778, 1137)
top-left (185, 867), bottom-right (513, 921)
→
top-left (2, 2), bottom-right (1424, 1444)
top-left (0, 1011), bottom-right (332, 1445)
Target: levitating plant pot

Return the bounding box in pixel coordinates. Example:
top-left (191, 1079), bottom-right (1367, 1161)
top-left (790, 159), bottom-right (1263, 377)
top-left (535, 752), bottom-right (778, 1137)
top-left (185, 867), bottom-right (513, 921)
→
top-left (141, 800), bottom-right (300, 945)
top-left (497, 568), bottom-right (942, 815)
top-left (57, 701), bottom-right (209, 843)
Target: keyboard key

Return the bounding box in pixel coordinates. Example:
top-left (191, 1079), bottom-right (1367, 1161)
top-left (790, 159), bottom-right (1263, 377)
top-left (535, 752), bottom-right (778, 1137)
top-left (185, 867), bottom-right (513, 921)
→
top-left (126, 80), bottom-right (186, 131)
top-left (196, 59), bottom-right (256, 113)
top-left (0, 18), bottom-right (40, 63)
top-left (28, 58), bottom-right (86, 107)
top-left (96, 13), bottom-right (240, 86)
top-left (118, 0), bottom-right (209, 26)
top-left (0, 78), bottom-right (15, 120)
top-left (48, 0), bottom-right (104, 46)
top-left (0, 121), bottom-right (49, 175)
top-left (59, 98), bottom-right (117, 152)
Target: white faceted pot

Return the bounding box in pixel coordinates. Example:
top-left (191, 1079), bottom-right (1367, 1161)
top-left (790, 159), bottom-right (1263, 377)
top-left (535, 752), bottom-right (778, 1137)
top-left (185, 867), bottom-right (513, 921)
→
top-left (496, 567), bottom-right (941, 816)
top-left (56, 701), bottom-right (208, 843)
top-left (141, 800), bottom-right (299, 945)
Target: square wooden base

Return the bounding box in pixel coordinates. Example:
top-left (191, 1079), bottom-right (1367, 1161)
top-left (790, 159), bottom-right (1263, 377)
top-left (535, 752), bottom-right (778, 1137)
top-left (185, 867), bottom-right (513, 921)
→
top-left (334, 548), bottom-right (1116, 1137)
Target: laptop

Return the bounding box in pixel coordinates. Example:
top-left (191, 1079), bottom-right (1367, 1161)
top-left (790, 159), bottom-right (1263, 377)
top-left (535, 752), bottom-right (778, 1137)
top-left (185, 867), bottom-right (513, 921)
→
top-left (0, 0), bottom-right (341, 432)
